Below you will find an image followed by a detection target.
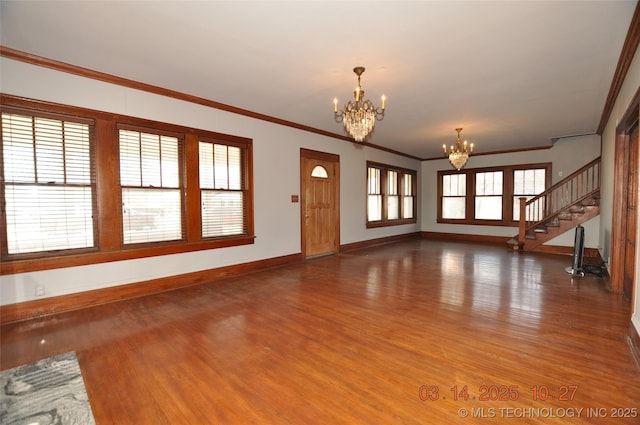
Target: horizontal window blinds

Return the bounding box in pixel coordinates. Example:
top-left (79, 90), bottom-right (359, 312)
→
top-left (199, 141), bottom-right (247, 238)
top-left (1, 112), bottom-right (95, 255)
top-left (119, 128), bottom-right (183, 244)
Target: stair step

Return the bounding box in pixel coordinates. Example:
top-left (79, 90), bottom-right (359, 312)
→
top-left (506, 238), bottom-right (519, 248)
top-left (513, 169), bottom-right (600, 251)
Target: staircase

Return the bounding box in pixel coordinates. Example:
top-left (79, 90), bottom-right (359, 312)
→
top-left (509, 157), bottom-right (600, 251)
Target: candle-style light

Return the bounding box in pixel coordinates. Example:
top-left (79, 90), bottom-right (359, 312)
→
top-left (443, 128), bottom-right (475, 171)
top-left (333, 66), bottom-right (386, 142)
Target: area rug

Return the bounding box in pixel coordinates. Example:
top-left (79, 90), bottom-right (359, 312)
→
top-left (0, 351), bottom-right (96, 425)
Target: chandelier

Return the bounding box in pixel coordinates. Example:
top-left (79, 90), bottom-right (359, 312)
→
top-left (443, 128), bottom-right (474, 171)
top-left (333, 66), bottom-right (385, 142)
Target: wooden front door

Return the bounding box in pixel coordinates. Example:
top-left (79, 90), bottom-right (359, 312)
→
top-left (624, 123), bottom-right (639, 300)
top-left (300, 149), bottom-right (339, 258)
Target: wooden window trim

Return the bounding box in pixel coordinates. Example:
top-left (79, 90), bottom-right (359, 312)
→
top-left (0, 94), bottom-right (254, 275)
top-left (437, 163), bottom-right (551, 226)
top-left (366, 161), bottom-right (418, 228)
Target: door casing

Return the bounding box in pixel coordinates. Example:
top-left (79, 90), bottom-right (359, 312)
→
top-left (610, 88), bottom-right (639, 307)
top-left (300, 148), bottom-right (340, 258)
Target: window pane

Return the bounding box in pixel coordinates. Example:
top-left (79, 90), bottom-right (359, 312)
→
top-left (140, 132), bottom-right (161, 187)
top-left (202, 190), bottom-right (245, 237)
top-left (475, 196), bottom-right (502, 220)
top-left (311, 165), bottom-right (328, 178)
top-left (368, 194), bottom-right (382, 221)
top-left (214, 144), bottom-right (228, 189)
top-left (119, 130), bottom-right (142, 186)
top-left (388, 195), bottom-right (399, 220)
top-left (443, 174), bottom-right (466, 196)
top-left (119, 130), bottom-right (179, 188)
top-left (122, 188), bottom-right (182, 244)
top-left (493, 172), bottom-right (503, 194)
top-left (199, 141), bottom-right (214, 188)
top-left (227, 146), bottom-right (241, 189)
top-left (514, 170), bottom-right (524, 194)
top-left (404, 173), bottom-right (413, 196)
top-left (403, 197), bottom-right (414, 219)
top-left (476, 173), bottom-right (486, 196)
top-left (443, 197), bottom-right (465, 219)
top-left (2, 113), bottom-right (36, 182)
top-left (160, 135), bottom-right (180, 187)
top-left (388, 170), bottom-right (398, 195)
top-left (476, 171), bottom-right (503, 196)
top-left (35, 118), bottom-right (65, 183)
top-left (63, 122), bottom-right (92, 184)
top-left (534, 169), bottom-right (546, 192)
top-left (368, 167), bottom-right (381, 194)
top-left (5, 185), bottom-right (94, 254)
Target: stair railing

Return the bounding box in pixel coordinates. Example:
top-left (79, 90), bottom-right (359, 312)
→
top-left (518, 157), bottom-right (600, 246)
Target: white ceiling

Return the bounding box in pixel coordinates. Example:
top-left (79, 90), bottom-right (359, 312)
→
top-left (0, 1), bottom-right (636, 158)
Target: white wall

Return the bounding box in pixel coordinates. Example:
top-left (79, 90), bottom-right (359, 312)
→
top-left (0, 58), bottom-right (421, 305)
top-left (599, 42), bottom-right (640, 334)
top-left (421, 134), bottom-right (601, 247)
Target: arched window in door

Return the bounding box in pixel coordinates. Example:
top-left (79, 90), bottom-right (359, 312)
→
top-left (311, 165), bottom-right (328, 178)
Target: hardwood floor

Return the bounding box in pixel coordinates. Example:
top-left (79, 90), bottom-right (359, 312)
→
top-left (1, 239), bottom-right (639, 424)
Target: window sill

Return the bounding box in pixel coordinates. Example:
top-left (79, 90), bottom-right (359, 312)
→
top-left (0, 235), bottom-right (255, 275)
top-left (366, 219), bottom-right (417, 229)
top-left (437, 219), bottom-right (519, 227)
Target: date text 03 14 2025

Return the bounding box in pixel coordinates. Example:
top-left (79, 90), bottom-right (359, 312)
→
top-left (418, 384), bottom-right (578, 402)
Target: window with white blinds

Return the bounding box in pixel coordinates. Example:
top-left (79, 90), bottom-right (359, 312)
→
top-left (199, 141), bottom-right (247, 238)
top-left (119, 127), bottom-right (183, 244)
top-left (1, 110), bottom-right (95, 255)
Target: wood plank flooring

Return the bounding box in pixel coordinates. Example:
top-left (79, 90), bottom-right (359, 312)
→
top-left (1, 239), bottom-right (639, 424)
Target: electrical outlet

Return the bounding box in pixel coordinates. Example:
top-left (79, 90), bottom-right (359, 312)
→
top-left (35, 284), bottom-right (45, 297)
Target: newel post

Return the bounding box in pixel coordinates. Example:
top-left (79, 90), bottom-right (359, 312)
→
top-left (518, 197), bottom-right (527, 247)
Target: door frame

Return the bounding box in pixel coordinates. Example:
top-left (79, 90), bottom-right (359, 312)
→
top-left (299, 148), bottom-right (340, 259)
top-left (610, 87), bottom-right (640, 298)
